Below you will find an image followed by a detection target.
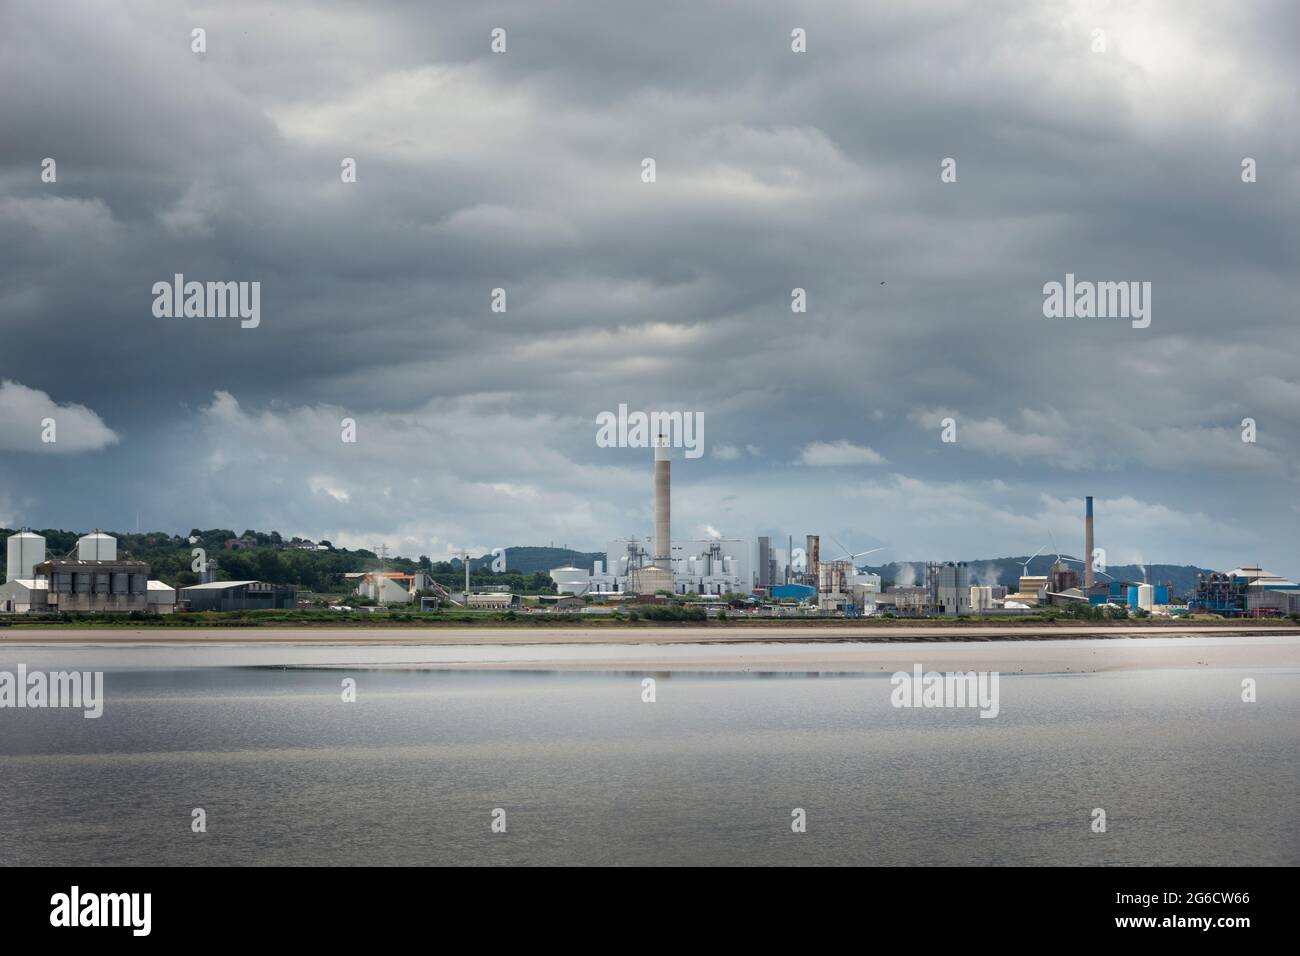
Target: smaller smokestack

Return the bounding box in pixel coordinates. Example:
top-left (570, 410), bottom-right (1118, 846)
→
top-left (1084, 496), bottom-right (1095, 589)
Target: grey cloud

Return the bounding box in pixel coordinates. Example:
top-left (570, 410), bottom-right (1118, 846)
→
top-left (0, 0), bottom-right (1296, 572)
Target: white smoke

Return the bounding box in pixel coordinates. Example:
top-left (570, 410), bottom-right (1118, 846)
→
top-left (894, 562), bottom-right (916, 587)
top-left (704, 525), bottom-right (722, 540)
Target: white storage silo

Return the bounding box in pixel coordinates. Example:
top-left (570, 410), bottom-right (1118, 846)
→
top-left (6, 531), bottom-right (46, 582)
top-left (1137, 584), bottom-right (1154, 611)
top-left (77, 531), bottom-right (117, 561)
top-left (549, 566), bottom-right (590, 596)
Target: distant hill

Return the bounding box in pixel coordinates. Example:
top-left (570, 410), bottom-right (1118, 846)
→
top-left (464, 547), bottom-right (605, 575)
top-left (860, 556), bottom-right (1215, 599)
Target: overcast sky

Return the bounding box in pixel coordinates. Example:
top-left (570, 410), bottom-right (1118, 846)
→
top-left (1, 1), bottom-right (1296, 574)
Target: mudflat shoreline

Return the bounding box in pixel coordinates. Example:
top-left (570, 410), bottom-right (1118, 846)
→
top-left (2, 625), bottom-right (1300, 674)
top-left (2, 623), bottom-right (1297, 647)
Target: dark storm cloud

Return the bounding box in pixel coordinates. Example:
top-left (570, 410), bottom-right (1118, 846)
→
top-left (0, 0), bottom-right (1296, 570)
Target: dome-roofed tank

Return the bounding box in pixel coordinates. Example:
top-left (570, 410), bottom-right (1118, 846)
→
top-left (77, 531), bottom-right (117, 561)
top-left (549, 566), bottom-right (590, 595)
top-left (6, 530), bottom-right (46, 582)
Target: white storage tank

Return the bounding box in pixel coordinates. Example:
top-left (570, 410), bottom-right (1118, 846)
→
top-left (549, 566), bottom-right (590, 596)
top-left (77, 531), bottom-right (117, 561)
top-left (1137, 583), bottom-right (1154, 611)
top-left (6, 530), bottom-right (46, 582)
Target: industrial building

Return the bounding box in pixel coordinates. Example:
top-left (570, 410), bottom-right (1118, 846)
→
top-left (876, 586), bottom-right (929, 616)
top-left (1, 530), bottom-right (175, 615)
top-left (466, 591), bottom-right (519, 609)
top-left (352, 570), bottom-right (438, 604)
top-left (180, 580), bottom-right (297, 612)
top-left (32, 556), bottom-right (152, 614)
top-left (586, 537), bottom-right (752, 596)
top-left (1006, 575), bottom-right (1047, 606)
top-left (0, 576), bottom-right (48, 613)
top-left (1190, 566), bottom-right (1298, 617)
top-left (147, 580), bottom-right (177, 614)
top-left (927, 561), bottom-right (972, 616)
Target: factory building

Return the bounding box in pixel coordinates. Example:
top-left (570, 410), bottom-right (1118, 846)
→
top-left (32, 556), bottom-right (151, 613)
top-left (927, 561), bottom-right (971, 616)
top-left (1, 530), bottom-right (182, 616)
top-left (1247, 588), bottom-right (1300, 616)
top-left (1007, 575), bottom-right (1048, 606)
top-left (0, 577), bottom-right (48, 613)
top-left (586, 536), bottom-right (752, 596)
top-left (181, 580), bottom-right (297, 612)
top-left (1190, 566), bottom-right (1298, 617)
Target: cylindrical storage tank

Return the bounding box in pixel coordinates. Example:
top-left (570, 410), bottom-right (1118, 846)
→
top-left (548, 566), bottom-right (590, 596)
top-left (1127, 585), bottom-right (1140, 608)
top-left (111, 573), bottom-right (128, 594)
top-left (1154, 585), bottom-right (1170, 605)
top-left (1138, 584), bottom-right (1154, 611)
top-left (77, 532), bottom-right (117, 561)
top-left (93, 573), bottom-right (110, 593)
top-left (73, 572), bottom-right (91, 593)
top-left (6, 531), bottom-right (46, 583)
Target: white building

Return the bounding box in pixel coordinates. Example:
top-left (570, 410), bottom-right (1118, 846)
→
top-left (147, 580), bottom-right (176, 614)
top-left (0, 578), bottom-right (49, 613)
top-left (355, 570), bottom-right (437, 603)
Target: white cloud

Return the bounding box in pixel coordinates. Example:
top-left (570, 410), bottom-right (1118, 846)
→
top-left (0, 381), bottom-right (119, 453)
top-left (799, 440), bottom-right (887, 467)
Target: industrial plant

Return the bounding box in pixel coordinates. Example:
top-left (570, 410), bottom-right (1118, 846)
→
top-left (1, 443), bottom-right (1294, 622)
top-left (0, 530), bottom-right (175, 615)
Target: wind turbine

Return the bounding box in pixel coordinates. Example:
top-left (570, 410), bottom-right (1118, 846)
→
top-left (1047, 531), bottom-right (1112, 582)
top-left (1048, 531), bottom-right (1086, 571)
top-left (828, 536), bottom-right (887, 570)
top-left (1020, 543), bottom-right (1048, 579)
